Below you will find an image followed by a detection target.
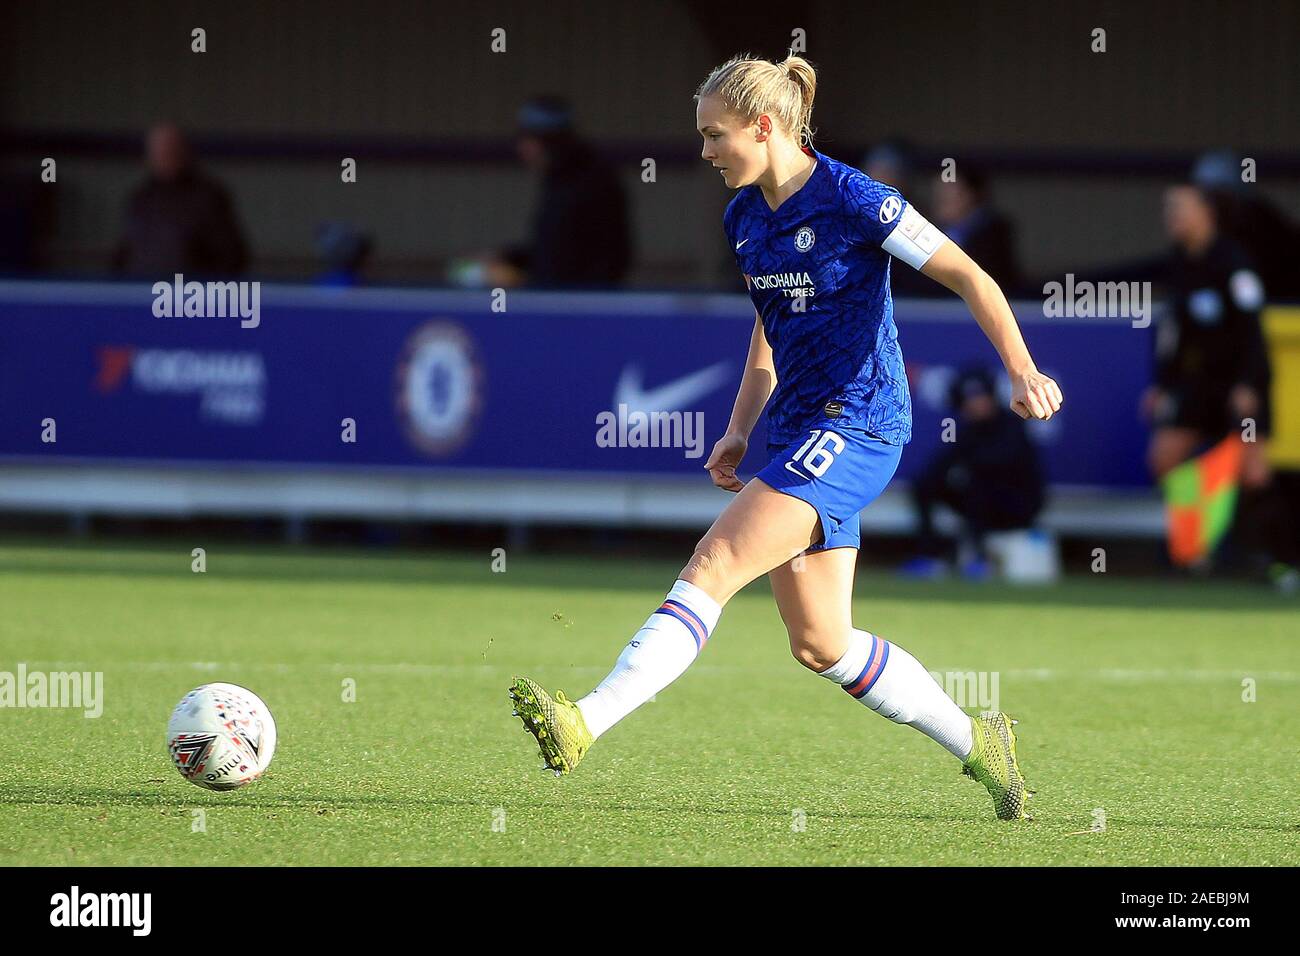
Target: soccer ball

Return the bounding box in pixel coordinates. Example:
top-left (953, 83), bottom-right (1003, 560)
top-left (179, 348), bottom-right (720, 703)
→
top-left (166, 682), bottom-right (277, 791)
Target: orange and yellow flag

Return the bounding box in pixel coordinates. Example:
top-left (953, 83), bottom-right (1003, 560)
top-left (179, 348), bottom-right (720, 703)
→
top-left (1162, 434), bottom-right (1244, 567)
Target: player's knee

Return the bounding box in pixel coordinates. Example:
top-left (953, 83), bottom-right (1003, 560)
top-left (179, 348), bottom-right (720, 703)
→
top-left (788, 630), bottom-right (843, 672)
top-left (682, 537), bottom-right (737, 587)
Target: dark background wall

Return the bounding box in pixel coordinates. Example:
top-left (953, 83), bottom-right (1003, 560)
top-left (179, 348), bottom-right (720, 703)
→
top-left (3, 0), bottom-right (1297, 285)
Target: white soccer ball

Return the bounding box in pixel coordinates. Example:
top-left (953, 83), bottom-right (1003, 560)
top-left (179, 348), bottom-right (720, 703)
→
top-left (166, 682), bottom-right (277, 791)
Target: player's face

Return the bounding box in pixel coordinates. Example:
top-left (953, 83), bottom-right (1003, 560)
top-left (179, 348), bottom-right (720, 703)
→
top-left (696, 95), bottom-right (764, 188)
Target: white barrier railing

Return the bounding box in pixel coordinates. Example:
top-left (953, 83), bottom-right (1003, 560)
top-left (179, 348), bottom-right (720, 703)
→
top-left (0, 463), bottom-right (1165, 537)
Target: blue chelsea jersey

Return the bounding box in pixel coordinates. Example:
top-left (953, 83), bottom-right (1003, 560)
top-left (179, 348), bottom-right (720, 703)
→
top-left (724, 148), bottom-right (941, 448)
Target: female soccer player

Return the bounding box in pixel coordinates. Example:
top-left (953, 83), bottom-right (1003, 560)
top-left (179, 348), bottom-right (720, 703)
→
top-left (511, 53), bottom-right (1063, 821)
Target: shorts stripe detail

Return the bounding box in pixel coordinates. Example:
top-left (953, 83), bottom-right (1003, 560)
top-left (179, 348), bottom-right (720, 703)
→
top-left (844, 634), bottom-right (890, 698)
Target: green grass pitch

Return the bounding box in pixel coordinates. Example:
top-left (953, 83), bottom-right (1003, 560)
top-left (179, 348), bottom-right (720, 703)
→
top-left (0, 539), bottom-right (1295, 866)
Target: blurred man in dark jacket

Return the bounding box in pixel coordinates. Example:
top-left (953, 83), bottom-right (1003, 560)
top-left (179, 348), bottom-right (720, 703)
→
top-left (493, 97), bottom-right (632, 289)
top-left (904, 367), bottom-right (1046, 578)
top-left (114, 123), bottom-right (248, 277)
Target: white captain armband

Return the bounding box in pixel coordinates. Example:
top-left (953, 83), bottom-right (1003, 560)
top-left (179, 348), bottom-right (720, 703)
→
top-left (880, 205), bottom-right (947, 270)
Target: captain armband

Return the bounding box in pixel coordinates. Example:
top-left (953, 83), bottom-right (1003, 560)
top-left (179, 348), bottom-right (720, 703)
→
top-left (881, 206), bottom-right (947, 270)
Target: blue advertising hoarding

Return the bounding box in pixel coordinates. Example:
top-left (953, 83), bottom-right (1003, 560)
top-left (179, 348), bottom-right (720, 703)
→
top-left (0, 282), bottom-right (1153, 487)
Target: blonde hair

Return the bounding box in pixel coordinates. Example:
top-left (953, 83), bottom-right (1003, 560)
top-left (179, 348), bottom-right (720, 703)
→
top-left (695, 52), bottom-right (818, 148)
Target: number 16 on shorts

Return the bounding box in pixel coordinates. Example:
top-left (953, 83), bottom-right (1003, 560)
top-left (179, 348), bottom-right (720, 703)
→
top-left (786, 429), bottom-right (845, 478)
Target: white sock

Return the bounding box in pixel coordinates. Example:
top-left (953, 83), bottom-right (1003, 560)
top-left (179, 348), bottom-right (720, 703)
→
top-left (577, 579), bottom-right (722, 739)
top-left (818, 627), bottom-right (974, 760)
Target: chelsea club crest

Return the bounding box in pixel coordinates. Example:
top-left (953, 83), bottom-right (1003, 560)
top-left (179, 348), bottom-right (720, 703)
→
top-left (394, 321), bottom-right (482, 457)
top-left (794, 226), bottom-right (815, 252)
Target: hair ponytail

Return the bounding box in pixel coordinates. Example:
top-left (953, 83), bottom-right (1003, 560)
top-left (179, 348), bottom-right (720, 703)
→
top-left (780, 54), bottom-right (817, 147)
top-left (695, 51), bottom-right (819, 148)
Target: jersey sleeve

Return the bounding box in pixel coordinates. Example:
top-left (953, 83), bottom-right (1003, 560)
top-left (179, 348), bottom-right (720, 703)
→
top-left (843, 175), bottom-right (946, 270)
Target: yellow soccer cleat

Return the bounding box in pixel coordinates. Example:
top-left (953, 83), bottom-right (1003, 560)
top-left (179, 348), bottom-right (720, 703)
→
top-left (509, 676), bottom-right (594, 776)
top-left (961, 711), bottom-right (1034, 821)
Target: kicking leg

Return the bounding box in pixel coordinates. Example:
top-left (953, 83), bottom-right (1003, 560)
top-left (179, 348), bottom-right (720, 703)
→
top-left (514, 476), bottom-right (822, 773)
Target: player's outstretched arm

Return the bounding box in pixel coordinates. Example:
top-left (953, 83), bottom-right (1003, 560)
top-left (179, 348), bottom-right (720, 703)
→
top-left (921, 241), bottom-right (1063, 421)
top-left (705, 310), bottom-right (776, 492)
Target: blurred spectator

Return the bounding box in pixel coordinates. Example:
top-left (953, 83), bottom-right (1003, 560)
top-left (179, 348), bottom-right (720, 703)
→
top-left (861, 139), bottom-right (917, 195)
top-left (469, 96), bottom-right (630, 290)
top-left (113, 123), bottom-right (248, 277)
top-left (314, 221), bottom-right (372, 287)
top-left (1142, 183), bottom-right (1296, 584)
top-left (931, 165), bottom-right (1021, 293)
top-left (1193, 149), bottom-right (1300, 300)
top-left (902, 367), bottom-right (1046, 579)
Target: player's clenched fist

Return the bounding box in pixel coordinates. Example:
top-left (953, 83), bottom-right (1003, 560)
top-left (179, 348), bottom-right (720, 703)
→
top-left (1009, 368), bottom-right (1064, 421)
top-left (703, 432), bottom-right (748, 492)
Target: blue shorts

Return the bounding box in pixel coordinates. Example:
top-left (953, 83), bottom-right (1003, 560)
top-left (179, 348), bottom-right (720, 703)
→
top-left (755, 426), bottom-right (904, 552)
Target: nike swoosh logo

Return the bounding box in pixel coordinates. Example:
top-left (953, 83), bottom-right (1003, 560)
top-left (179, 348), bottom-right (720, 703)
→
top-left (613, 361), bottom-right (733, 414)
top-left (735, 238), bottom-right (750, 250)
top-left (784, 461), bottom-right (810, 479)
